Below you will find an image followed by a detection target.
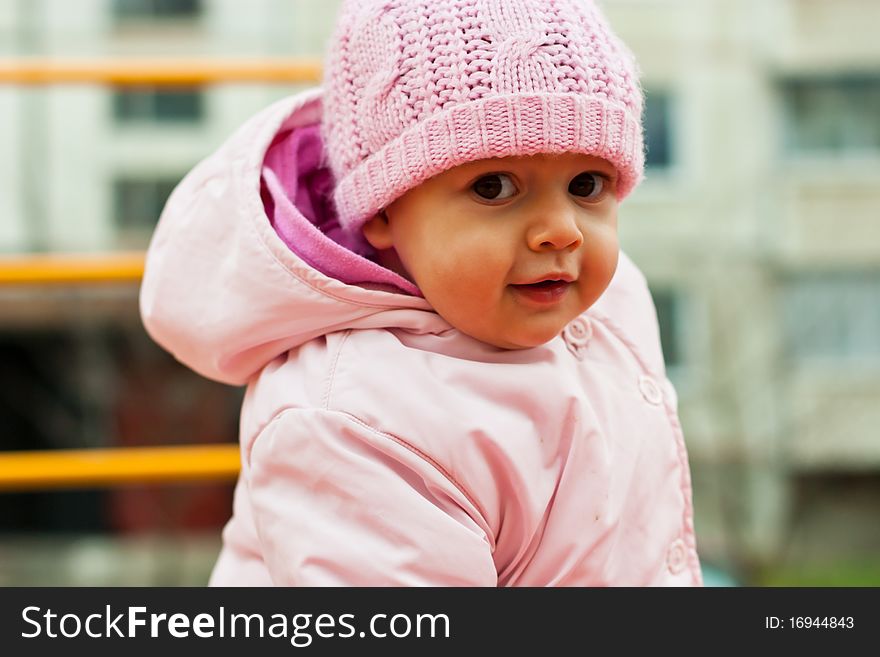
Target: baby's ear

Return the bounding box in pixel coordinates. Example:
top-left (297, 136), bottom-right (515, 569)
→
top-left (362, 211), bottom-right (394, 250)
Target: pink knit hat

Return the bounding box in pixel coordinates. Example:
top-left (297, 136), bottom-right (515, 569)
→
top-left (322, 0), bottom-right (644, 234)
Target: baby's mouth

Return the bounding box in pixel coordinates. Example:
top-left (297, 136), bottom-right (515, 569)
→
top-left (522, 279), bottom-right (565, 288)
top-left (509, 279), bottom-right (572, 304)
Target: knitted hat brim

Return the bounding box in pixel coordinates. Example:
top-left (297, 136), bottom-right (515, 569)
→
top-left (333, 93), bottom-right (644, 234)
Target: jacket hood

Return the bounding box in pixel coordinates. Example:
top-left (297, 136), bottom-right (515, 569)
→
top-left (139, 89), bottom-right (449, 386)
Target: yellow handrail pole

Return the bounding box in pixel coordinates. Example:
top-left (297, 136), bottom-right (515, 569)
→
top-left (0, 445), bottom-right (240, 491)
top-left (0, 57), bottom-right (322, 85)
top-left (0, 58), bottom-right (291, 495)
top-left (0, 252), bottom-right (145, 285)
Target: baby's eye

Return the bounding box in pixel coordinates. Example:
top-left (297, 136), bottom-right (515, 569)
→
top-left (569, 172), bottom-right (605, 199)
top-left (472, 174), bottom-right (517, 200)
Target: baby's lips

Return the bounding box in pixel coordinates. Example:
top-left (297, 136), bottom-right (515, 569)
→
top-left (512, 280), bottom-right (570, 289)
top-left (511, 271), bottom-right (576, 286)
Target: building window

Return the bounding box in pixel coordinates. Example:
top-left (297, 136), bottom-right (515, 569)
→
top-left (113, 87), bottom-right (204, 123)
top-left (113, 177), bottom-right (180, 232)
top-left (782, 75), bottom-right (880, 155)
top-left (113, 0), bottom-right (202, 20)
top-left (644, 90), bottom-right (672, 169)
top-left (650, 287), bottom-right (683, 369)
top-left (783, 272), bottom-right (880, 362)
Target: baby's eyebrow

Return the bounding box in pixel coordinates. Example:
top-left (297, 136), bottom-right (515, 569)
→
top-left (591, 165), bottom-right (619, 177)
top-left (580, 161), bottom-right (619, 178)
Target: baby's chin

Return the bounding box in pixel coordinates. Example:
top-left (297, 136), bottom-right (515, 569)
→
top-left (464, 323), bottom-right (569, 351)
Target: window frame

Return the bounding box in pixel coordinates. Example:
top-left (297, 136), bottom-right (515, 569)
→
top-left (780, 74), bottom-right (880, 158)
top-left (781, 270), bottom-right (880, 366)
top-left (111, 87), bottom-right (206, 125)
top-left (111, 0), bottom-right (203, 22)
top-left (112, 175), bottom-right (182, 240)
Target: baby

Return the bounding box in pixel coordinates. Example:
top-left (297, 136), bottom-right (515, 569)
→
top-left (140, 0), bottom-right (702, 586)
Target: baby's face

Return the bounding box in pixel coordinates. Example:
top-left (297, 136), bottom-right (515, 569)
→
top-left (363, 153), bottom-right (620, 349)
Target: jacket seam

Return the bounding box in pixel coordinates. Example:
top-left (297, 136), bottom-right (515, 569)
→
top-left (663, 409), bottom-right (703, 585)
top-left (337, 410), bottom-right (496, 553)
top-left (587, 308), bottom-right (658, 377)
top-left (590, 308), bottom-right (701, 583)
top-left (242, 403), bottom-right (298, 469)
top-left (244, 406), bottom-right (495, 552)
top-left (322, 330), bottom-right (351, 410)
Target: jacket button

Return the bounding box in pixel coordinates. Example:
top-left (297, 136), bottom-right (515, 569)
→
top-left (562, 317), bottom-right (591, 360)
top-left (667, 539), bottom-right (687, 575)
top-left (565, 317), bottom-right (591, 343)
top-left (638, 375), bottom-right (663, 405)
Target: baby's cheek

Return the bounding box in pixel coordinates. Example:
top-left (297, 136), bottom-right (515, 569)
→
top-left (583, 235), bottom-right (619, 296)
top-left (436, 251), bottom-right (487, 288)
top-left (430, 266), bottom-right (498, 329)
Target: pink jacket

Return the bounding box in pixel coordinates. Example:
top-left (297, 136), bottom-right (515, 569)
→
top-left (140, 89), bottom-right (702, 586)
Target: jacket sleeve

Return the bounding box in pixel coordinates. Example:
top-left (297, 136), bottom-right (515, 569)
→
top-left (245, 407), bottom-right (498, 586)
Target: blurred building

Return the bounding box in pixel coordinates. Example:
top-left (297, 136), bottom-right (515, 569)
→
top-left (1, 0), bottom-right (878, 584)
top-left (0, 0), bottom-right (341, 585)
top-left (606, 0), bottom-right (880, 576)
top-left (0, 0), bottom-right (337, 257)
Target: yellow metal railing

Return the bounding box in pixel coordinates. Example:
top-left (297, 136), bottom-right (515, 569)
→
top-left (0, 57), bottom-right (322, 491)
top-left (0, 57), bottom-right (321, 85)
top-left (0, 445), bottom-right (240, 491)
top-left (0, 251), bottom-right (145, 285)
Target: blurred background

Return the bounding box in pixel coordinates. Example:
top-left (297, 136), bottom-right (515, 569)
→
top-left (0, 0), bottom-right (878, 586)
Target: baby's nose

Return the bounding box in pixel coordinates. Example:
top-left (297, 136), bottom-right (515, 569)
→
top-left (526, 206), bottom-right (584, 251)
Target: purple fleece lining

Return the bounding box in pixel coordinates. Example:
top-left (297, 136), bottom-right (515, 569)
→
top-left (261, 123), bottom-right (421, 297)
